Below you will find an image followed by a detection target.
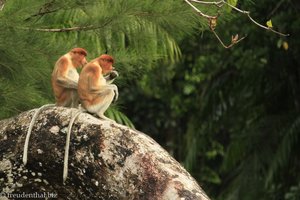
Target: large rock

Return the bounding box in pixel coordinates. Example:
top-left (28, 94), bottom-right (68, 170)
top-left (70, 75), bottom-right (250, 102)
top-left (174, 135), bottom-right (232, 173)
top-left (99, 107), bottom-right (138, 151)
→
top-left (0, 107), bottom-right (210, 200)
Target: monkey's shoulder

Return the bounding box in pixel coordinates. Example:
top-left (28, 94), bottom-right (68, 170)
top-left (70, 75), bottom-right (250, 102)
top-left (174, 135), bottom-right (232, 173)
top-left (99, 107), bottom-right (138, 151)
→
top-left (84, 63), bottom-right (102, 74)
top-left (55, 56), bottom-right (71, 70)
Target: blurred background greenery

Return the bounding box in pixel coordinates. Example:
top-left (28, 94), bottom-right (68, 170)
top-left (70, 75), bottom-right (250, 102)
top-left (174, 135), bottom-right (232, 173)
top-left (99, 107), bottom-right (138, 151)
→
top-left (0, 0), bottom-right (299, 199)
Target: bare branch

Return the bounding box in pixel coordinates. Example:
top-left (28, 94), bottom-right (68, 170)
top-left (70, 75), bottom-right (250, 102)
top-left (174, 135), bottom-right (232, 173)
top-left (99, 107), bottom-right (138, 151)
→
top-left (221, 0), bottom-right (289, 36)
top-left (25, 0), bottom-right (62, 21)
top-left (190, 0), bottom-right (224, 8)
top-left (183, 0), bottom-right (217, 19)
top-left (183, 0), bottom-right (289, 48)
top-left (19, 19), bottom-right (112, 33)
top-left (222, 0), bottom-right (248, 13)
top-left (212, 30), bottom-right (246, 49)
top-left (246, 13), bottom-right (289, 36)
top-left (0, 0), bottom-right (5, 11)
top-left (25, 8), bottom-right (61, 21)
top-left (267, 0), bottom-right (285, 19)
top-left (25, 25), bottom-right (95, 32)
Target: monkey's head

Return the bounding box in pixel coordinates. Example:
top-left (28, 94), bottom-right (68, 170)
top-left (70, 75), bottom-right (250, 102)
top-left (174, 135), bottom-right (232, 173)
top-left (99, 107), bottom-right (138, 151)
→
top-left (99, 54), bottom-right (114, 74)
top-left (70, 47), bottom-right (88, 68)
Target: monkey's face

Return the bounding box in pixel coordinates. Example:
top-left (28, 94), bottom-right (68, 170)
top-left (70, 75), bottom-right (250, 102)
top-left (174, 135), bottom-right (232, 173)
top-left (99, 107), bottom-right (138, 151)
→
top-left (72, 53), bottom-right (88, 68)
top-left (100, 60), bottom-right (114, 74)
top-left (80, 56), bottom-right (88, 66)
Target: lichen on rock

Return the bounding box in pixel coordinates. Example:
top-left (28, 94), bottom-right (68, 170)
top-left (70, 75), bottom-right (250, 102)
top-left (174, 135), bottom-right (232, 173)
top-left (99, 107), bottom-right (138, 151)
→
top-left (0, 107), bottom-right (210, 200)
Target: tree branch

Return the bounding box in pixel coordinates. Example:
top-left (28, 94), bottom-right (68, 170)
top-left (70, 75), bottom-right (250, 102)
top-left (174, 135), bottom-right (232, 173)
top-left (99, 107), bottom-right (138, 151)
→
top-left (212, 30), bottom-right (246, 49)
top-left (25, 8), bottom-right (62, 21)
top-left (267, 0), bottom-right (285, 19)
top-left (190, 0), bottom-right (224, 7)
top-left (184, 0), bottom-right (289, 48)
top-left (26, 25), bottom-right (95, 32)
top-left (0, 0), bottom-right (5, 11)
top-left (183, 0), bottom-right (217, 19)
top-left (222, 0), bottom-right (289, 36)
top-left (19, 19), bottom-right (112, 32)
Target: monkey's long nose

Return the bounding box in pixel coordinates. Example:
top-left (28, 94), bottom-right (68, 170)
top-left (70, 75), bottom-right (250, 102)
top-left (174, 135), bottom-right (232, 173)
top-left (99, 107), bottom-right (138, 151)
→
top-left (82, 60), bottom-right (88, 66)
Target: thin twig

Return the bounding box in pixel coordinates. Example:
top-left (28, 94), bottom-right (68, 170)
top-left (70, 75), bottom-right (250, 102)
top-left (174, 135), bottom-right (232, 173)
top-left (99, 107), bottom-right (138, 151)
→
top-left (25, 8), bottom-right (61, 21)
top-left (0, 0), bottom-right (5, 11)
top-left (25, 0), bottom-right (63, 21)
top-left (221, 0), bottom-right (247, 13)
top-left (183, 0), bottom-right (217, 19)
top-left (246, 13), bottom-right (289, 36)
top-left (28, 25), bottom-right (95, 32)
top-left (185, 0), bottom-right (289, 36)
top-left (183, 0), bottom-right (289, 48)
top-left (267, 0), bottom-right (285, 19)
top-left (220, 0), bottom-right (289, 36)
top-left (190, 0), bottom-right (224, 8)
top-left (19, 19), bottom-right (112, 32)
top-left (212, 30), bottom-right (246, 48)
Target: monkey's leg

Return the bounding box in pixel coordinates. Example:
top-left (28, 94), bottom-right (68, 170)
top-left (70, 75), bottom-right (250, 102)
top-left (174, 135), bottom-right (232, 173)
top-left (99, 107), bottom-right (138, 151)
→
top-left (97, 113), bottom-right (115, 122)
top-left (23, 104), bottom-right (56, 165)
top-left (63, 109), bottom-right (82, 184)
top-left (88, 102), bottom-right (114, 122)
top-left (96, 90), bottom-right (115, 122)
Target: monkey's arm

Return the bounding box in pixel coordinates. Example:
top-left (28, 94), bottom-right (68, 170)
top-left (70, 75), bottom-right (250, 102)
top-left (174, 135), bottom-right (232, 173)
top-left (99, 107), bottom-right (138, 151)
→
top-left (56, 76), bottom-right (78, 89)
top-left (87, 76), bottom-right (103, 94)
top-left (55, 58), bottom-right (78, 89)
top-left (87, 76), bottom-right (118, 100)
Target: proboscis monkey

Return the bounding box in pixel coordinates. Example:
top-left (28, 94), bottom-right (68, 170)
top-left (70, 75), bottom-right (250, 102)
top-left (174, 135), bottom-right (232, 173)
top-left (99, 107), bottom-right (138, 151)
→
top-left (23, 48), bottom-right (88, 167)
top-left (52, 47), bottom-right (88, 107)
top-left (62, 54), bottom-right (118, 183)
top-left (78, 54), bottom-right (118, 121)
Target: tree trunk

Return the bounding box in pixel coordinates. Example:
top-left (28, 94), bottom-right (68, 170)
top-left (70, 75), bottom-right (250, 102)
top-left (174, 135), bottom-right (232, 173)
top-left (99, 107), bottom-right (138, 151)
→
top-left (0, 107), bottom-right (210, 200)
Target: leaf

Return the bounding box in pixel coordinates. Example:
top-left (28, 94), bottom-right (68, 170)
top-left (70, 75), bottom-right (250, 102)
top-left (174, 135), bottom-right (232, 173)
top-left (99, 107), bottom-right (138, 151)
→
top-left (277, 39), bottom-right (283, 48)
top-left (231, 34), bottom-right (239, 43)
top-left (282, 41), bottom-right (289, 50)
top-left (227, 0), bottom-right (238, 7)
top-left (226, 0), bottom-right (238, 12)
top-left (209, 18), bottom-right (217, 30)
top-left (266, 20), bottom-right (273, 28)
top-left (183, 84), bottom-right (195, 95)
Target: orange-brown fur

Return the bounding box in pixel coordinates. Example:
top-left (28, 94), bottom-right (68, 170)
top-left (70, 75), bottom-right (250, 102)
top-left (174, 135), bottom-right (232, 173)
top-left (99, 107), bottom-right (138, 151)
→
top-left (78, 54), bottom-right (117, 120)
top-left (78, 55), bottom-right (114, 107)
top-left (51, 48), bottom-right (88, 107)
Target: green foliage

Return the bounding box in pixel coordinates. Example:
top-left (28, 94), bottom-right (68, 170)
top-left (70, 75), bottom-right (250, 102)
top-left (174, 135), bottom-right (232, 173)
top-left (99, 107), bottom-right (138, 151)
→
top-left (121, 0), bottom-right (300, 200)
top-left (0, 0), bottom-right (200, 123)
top-left (2, 1), bottom-right (299, 200)
top-left (106, 106), bottom-right (135, 129)
top-left (284, 183), bottom-right (300, 200)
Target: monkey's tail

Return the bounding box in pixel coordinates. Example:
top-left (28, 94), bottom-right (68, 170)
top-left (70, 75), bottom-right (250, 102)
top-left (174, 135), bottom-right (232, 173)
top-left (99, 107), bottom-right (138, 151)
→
top-left (63, 109), bottom-right (82, 184)
top-left (23, 104), bottom-right (56, 165)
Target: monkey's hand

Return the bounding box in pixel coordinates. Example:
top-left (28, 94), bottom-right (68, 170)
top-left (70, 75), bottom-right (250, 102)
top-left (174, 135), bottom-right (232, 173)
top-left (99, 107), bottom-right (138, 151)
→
top-left (110, 70), bottom-right (119, 79)
top-left (105, 70), bottom-right (119, 84)
top-left (56, 77), bottom-right (78, 89)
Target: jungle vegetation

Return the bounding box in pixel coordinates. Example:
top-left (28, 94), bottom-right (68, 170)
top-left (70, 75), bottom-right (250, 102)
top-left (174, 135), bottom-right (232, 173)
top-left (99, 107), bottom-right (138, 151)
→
top-left (0, 0), bottom-right (299, 199)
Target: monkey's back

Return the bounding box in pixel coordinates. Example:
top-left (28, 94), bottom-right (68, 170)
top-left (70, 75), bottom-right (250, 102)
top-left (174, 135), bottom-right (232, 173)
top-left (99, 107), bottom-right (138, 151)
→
top-left (78, 63), bottom-right (105, 108)
top-left (51, 55), bottom-right (78, 106)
